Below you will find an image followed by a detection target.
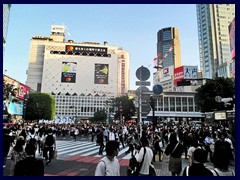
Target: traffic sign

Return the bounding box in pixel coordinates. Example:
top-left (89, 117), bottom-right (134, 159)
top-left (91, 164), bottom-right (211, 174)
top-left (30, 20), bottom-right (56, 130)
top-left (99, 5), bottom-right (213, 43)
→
top-left (136, 81), bottom-right (151, 86)
top-left (153, 85), bottom-right (163, 95)
top-left (136, 66), bottom-right (150, 81)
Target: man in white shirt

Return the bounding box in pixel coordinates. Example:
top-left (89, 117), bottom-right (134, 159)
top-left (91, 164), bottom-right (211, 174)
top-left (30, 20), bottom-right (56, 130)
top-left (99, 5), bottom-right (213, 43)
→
top-left (135, 137), bottom-right (154, 176)
top-left (95, 141), bottom-right (120, 176)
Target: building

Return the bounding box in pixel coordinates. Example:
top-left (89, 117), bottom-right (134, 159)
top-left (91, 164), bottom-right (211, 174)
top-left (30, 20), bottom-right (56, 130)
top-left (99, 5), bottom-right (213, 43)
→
top-left (157, 27), bottom-right (181, 69)
top-left (3, 4), bottom-right (11, 58)
top-left (228, 17), bottom-right (235, 78)
top-left (135, 91), bottom-right (204, 121)
top-left (26, 25), bottom-right (130, 120)
top-left (196, 4), bottom-right (235, 79)
top-left (154, 27), bottom-right (181, 91)
top-left (3, 74), bottom-right (32, 122)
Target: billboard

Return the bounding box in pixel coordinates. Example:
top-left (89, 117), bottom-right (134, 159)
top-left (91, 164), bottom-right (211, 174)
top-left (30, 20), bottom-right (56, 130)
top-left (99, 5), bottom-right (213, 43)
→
top-left (8, 102), bottom-right (23, 115)
top-left (94, 64), bottom-right (109, 84)
top-left (229, 18), bottom-right (235, 59)
top-left (65, 45), bottom-right (108, 55)
top-left (160, 66), bottom-right (173, 82)
top-left (51, 25), bottom-right (65, 34)
top-left (183, 66), bottom-right (198, 79)
top-left (3, 75), bottom-right (30, 99)
top-left (61, 62), bottom-right (77, 83)
top-left (18, 83), bottom-right (31, 99)
top-left (174, 66), bottom-right (184, 85)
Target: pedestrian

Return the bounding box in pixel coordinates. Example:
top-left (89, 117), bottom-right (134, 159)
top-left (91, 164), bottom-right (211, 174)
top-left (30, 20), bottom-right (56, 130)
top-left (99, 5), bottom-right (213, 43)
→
top-left (187, 137), bottom-right (199, 166)
top-left (153, 134), bottom-right (163, 162)
top-left (3, 127), bottom-right (14, 168)
top-left (134, 137), bottom-right (154, 176)
top-left (182, 148), bottom-right (213, 176)
top-left (9, 136), bottom-right (27, 176)
top-left (14, 143), bottom-right (44, 176)
top-left (164, 132), bottom-right (183, 176)
top-left (211, 131), bottom-right (235, 176)
top-left (95, 141), bottom-right (120, 176)
top-left (203, 131), bottom-right (213, 162)
top-left (43, 129), bottom-right (56, 166)
top-left (96, 127), bottom-right (105, 155)
top-left (73, 127), bottom-right (79, 141)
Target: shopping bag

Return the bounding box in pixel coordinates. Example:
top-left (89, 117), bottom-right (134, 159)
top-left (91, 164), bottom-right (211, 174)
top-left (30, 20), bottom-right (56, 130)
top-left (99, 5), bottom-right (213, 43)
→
top-left (52, 149), bottom-right (57, 160)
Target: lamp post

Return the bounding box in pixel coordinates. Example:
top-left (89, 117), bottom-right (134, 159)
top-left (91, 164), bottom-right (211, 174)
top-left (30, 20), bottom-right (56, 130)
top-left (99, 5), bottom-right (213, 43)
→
top-left (105, 99), bottom-right (112, 123)
top-left (70, 106), bottom-right (77, 124)
top-left (23, 93), bottom-right (29, 126)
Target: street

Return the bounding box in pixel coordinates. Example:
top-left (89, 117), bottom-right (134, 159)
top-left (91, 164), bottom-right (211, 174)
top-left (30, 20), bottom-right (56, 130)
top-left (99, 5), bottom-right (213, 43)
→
top-left (3, 137), bottom-right (235, 176)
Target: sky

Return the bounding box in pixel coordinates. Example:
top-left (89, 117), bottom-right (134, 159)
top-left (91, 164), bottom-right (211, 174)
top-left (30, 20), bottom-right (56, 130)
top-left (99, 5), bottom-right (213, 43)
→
top-left (3, 4), bottom-right (200, 90)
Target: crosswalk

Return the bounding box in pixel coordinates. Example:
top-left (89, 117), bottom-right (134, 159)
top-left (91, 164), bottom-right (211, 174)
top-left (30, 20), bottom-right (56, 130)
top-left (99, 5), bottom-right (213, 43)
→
top-left (53, 140), bottom-right (132, 160)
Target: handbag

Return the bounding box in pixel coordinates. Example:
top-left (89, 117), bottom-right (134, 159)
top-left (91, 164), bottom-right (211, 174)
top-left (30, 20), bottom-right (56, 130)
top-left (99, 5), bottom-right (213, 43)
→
top-left (52, 149), bottom-right (57, 160)
top-left (149, 164), bottom-right (156, 176)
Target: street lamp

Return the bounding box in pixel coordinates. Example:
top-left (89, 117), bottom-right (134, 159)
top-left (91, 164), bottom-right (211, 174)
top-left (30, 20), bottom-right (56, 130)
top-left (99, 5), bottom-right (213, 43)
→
top-left (70, 105), bottom-right (77, 124)
top-left (105, 99), bottom-right (112, 123)
top-left (23, 93), bottom-right (29, 125)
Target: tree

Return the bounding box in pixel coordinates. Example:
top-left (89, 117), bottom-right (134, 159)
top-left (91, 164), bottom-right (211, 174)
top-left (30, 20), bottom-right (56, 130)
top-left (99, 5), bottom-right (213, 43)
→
top-left (91, 109), bottom-right (107, 122)
top-left (112, 95), bottom-right (136, 121)
top-left (25, 92), bottom-right (56, 121)
top-left (195, 77), bottom-right (235, 112)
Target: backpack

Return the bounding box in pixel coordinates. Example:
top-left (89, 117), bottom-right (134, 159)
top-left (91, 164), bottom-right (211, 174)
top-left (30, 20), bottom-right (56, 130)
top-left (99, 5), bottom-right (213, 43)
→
top-left (45, 135), bottom-right (54, 147)
top-left (28, 135), bottom-right (37, 146)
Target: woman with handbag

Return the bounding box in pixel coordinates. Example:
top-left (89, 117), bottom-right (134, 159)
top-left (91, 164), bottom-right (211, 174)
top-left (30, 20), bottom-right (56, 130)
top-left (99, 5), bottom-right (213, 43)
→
top-left (164, 132), bottom-right (183, 176)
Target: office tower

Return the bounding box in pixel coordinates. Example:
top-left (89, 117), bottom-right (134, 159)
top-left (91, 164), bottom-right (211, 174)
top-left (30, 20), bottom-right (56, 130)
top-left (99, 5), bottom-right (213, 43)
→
top-left (196, 4), bottom-right (235, 78)
top-left (3, 4), bottom-right (11, 58)
top-left (157, 27), bottom-right (181, 69)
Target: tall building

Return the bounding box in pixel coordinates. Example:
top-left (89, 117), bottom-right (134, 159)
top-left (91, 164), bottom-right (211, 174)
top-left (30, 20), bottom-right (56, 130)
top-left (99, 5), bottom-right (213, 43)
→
top-left (26, 25), bottom-right (130, 120)
top-left (3, 4), bottom-right (11, 58)
top-left (154, 27), bottom-right (181, 91)
top-left (157, 27), bottom-right (181, 69)
top-left (196, 4), bottom-right (235, 79)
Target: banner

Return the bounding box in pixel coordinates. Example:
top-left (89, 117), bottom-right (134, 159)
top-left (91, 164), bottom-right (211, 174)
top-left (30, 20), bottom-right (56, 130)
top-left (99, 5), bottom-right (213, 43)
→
top-left (61, 62), bottom-right (77, 83)
top-left (7, 102), bottom-right (23, 115)
top-left (94, 64), bottom-right (109, 84)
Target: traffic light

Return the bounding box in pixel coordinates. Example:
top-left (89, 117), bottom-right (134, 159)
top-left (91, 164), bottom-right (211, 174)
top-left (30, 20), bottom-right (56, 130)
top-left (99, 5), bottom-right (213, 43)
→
top-left (177, 79), bottom-right (191, 86)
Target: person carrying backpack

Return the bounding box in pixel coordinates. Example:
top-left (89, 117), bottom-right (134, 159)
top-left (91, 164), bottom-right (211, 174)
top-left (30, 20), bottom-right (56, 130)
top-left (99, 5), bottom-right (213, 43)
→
top-left (14, 143), bottom-right (44, 176)
top-left (43, 129), bottom-right (56, 166)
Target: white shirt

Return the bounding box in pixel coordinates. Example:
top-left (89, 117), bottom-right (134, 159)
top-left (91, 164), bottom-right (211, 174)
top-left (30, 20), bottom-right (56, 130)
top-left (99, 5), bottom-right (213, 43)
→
top-left (95, 156), bottom-right (120, 176)
top-left (135, 147), bottom-right (153, 175)
top-left (108, 132), bottom-right (115, 141)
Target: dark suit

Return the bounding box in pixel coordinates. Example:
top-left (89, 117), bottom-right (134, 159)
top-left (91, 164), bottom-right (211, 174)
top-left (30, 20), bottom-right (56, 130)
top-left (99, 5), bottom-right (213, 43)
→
top-left (14, 156), bottom-right (44, 176)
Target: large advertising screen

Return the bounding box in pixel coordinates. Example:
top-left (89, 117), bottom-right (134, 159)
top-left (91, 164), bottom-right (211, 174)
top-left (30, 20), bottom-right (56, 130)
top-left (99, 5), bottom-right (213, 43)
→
top-left (61, 62), bottom-right (77, 83)
top-left (18, 83), bottom-right (31, 99)
top-left (7, 102), bottom-right (23, 115)
top-left (229, 18), bottom-right (235, 59)
top-left (94, 64), bottom-right (109, 84)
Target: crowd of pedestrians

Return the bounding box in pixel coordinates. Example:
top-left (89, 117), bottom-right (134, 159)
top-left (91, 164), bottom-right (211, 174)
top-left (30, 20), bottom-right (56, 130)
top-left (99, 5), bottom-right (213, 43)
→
top-left (3, 120), bottom-right (235, 176)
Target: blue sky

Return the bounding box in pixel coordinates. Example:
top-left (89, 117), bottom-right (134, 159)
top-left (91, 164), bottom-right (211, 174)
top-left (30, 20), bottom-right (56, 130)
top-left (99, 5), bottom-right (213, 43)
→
top-left (3, 4), bottom-right (199, 90)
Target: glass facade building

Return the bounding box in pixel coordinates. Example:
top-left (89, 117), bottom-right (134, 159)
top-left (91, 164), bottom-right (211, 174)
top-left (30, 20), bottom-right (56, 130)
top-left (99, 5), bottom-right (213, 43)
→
top-left (196, 4), bottom-right (235, 78)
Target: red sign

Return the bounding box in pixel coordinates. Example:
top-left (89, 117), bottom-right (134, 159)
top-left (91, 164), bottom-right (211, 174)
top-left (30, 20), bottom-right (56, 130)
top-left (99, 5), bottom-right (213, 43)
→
top-left (18, 83), bottom-right (31, 99)
top-left (174, 66), bottom-right (184, 85)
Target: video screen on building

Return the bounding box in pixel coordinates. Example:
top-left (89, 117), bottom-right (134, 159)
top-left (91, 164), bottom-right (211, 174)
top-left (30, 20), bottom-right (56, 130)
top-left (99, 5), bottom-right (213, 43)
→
top-left (94, 64), bottom-right (109, 84)
top-left (61, 62), bottom-right (77, 83)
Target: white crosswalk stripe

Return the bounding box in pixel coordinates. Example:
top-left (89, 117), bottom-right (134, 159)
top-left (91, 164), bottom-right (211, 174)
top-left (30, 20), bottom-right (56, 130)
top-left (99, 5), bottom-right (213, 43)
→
top-left (55, 140), bottom-right (132, 160)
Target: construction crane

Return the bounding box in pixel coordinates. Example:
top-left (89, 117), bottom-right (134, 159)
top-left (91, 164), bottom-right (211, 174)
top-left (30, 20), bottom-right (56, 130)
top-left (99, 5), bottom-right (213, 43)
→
top-left (153, 45), bottom-right (175, 78)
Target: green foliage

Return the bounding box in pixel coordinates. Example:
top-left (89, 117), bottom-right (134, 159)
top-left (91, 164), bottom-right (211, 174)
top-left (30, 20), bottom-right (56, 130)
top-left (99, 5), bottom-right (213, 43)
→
top-left (112, 95), bottom-right (136, 121)
top-left (195, 77), bottom-right (235, 112)
top-left (92, 109), bottom-right (107, 122)
top-left (25, 92), bottom-right (56, 121)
